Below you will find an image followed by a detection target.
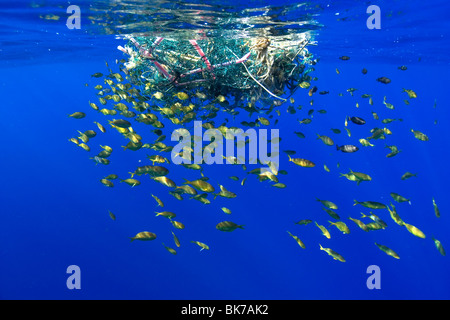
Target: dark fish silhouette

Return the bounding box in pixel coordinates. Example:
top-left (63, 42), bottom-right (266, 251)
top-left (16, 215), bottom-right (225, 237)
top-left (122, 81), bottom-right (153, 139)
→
top-left (349, 116), bottom-right (366, 125)
top-left (377, 77), bottom-right (391, 84)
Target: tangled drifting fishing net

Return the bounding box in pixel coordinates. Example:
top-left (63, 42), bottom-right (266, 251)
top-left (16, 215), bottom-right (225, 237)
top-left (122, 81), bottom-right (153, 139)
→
top-left (118, 35), bottom-right (312, 109)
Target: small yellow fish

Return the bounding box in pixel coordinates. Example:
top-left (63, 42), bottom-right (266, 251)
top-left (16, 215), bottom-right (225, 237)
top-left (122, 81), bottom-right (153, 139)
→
top-left (108, 210), bottom-right (116, 221)
top-left (130, 231), bottom-right (157, 242)
top-left (272, 183), bottom-right (286, 188)
top-left (68, 138), bottom-right (79, 145)
top-left (152, 92), bottom-right (164, 100)
top-left (171, 220), bottom-right (185, 229)
top-left (359, 139), bottom-right (374, 147)
top-left (287, 231), bottom-right (306, 249)
top-left (78, 143), bottom-right (90, 152)
top-left (68, 112), bottom-right (86, 119)
top-left (319, 244), bottom-right (345, 262)
top-left (299, 81), bottom-right (310, 89)
top-left (172, 231), bottom-right (181, 247)
top-left (184, 178), bottom-right (215, 193)
top-left (348, 217), bottom-right (368, 232)
top-left (94, 121), bottom-right (106, 133)
top-left (216, 221), bottom-right (244, 232)
top-left (151, 194), bottom-right (164, 207)
top-left (162, 243), bottom-right (177, 255)
top-left (433, 198), bottom-right (440, 218)
top-left (100, 179), bottom-right (113, 187)
top-left (328, 221), bottom-right (350, 234)
top-left (152, 176), bottom-right (176, 188)
top-left (221, 207), bottom-right (232, 214)
top-left (216, 95), bottom-right (226, 103)
top-left (191, 240), bottom-right (209, 251)
top-left (120, 178), bottom-right (140, 187)
top-left (315, 221), bottom-right (330, 239)
top-left (155, 211), bottom-right (176, 219)
top-left (174, 92), bottom-right (189, 100)
top-left (387, 203), bottom-right (404, 226)
top-left (375, 242), bottom-right (400, 259)
top-left (287, 155), bottom-right (315, 167)
top-left (317, 134), bottom-right (334, 146)
top-left (432, 236), bottom-right (445, 256)
top-left (403, 88), bottom-right (417, 99)
top-left (317, 199), bottom-right (338, 210)
top-left (403, 222), bottom-right (426, 239)
top-left (411, 129), bottom-right (429, 141)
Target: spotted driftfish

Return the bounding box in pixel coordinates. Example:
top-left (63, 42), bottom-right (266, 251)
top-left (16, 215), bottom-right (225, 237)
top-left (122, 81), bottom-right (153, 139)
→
top-left (336, 144), bottom-right (359, 153)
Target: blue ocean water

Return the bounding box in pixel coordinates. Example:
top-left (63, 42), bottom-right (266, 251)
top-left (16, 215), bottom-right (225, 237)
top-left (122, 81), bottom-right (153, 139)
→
top-left (1, 0), bottom-right (449, 300)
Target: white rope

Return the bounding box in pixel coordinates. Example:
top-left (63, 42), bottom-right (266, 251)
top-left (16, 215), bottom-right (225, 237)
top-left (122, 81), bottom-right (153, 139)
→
top-left (227, 48), bottom-right (286, 102)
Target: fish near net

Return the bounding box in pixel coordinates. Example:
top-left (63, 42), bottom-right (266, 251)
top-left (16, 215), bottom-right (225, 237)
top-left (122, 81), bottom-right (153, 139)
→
top-left (117, 35), bottom-right (313, 112)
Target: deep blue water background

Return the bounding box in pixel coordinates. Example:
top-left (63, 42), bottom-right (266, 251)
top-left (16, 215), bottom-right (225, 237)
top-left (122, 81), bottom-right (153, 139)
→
top-left (1, 0), bottom-right (450, 299)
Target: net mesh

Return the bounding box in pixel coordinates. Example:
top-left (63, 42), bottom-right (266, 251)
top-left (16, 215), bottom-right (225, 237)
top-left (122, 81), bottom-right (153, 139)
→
top-left (119, 35), bottom-right (313, 112)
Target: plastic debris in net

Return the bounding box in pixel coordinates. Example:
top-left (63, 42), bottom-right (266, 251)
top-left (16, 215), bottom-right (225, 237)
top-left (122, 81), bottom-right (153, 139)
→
top-left (117, 35), bottom-right (313, 110)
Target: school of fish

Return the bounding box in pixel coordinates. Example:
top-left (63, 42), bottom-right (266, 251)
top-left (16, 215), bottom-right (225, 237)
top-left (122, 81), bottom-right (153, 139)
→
top-left (68, 53), bottom-right (444, 261)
